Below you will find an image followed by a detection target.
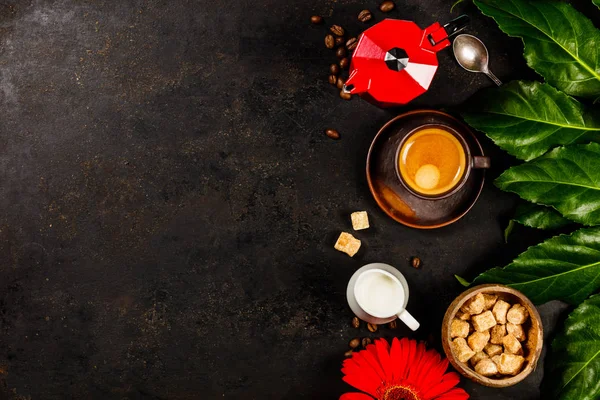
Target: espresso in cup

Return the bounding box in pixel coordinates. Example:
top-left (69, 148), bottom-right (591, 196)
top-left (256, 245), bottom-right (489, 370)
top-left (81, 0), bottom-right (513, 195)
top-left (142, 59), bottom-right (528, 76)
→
top-left (397, 125), bottom-right (489, 199)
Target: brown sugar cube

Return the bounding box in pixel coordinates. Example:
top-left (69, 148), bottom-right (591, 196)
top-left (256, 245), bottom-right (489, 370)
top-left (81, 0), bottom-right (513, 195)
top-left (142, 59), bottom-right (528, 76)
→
top-left (484, 343), bottom-right (503, 357)
top-left (475, 358), bottom-right (499, 377)
top-left (506, 322), bottom-right (526, 342)
top-left (470, 351), bottom-right (489, 367)
top-left (495, 353), bottom-right (525, 375)
top-left (450, 319), bottom-right (470, 338)
top-left (468, 330), bottom-right (490, 352)
top-left (456, 310), bottom-right (471, 321)
top-left (452, 338), bottom-right (476, 363)
top-left (502, 334), bottom-right (523, 355)
top-left (492, 300), bottom-right (510, 324)
top-left (350, 211), bottom-right (370, 230)
top-left (482, 294), bottom-right (498, 310)
top-left (507, 304), bottom-right (529, 325)
top-left (471, 310), bottom-right (496, 332)
top-left (461, 293), bottom-right (486, 315)
top-left (491, 354), bottom-right (501, 366)
top-left (334, 232), bottom-right (361, 257)
top-left (490, 324), bottom-right (507, 344)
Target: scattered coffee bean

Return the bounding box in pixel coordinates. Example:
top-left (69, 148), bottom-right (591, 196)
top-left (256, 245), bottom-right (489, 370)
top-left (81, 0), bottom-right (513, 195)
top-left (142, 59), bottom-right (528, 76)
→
top-left (367, 323), bottom-right (378, 332)
top-left (380, 1), bottom-right (395, 12)
top-left (328, 74), bottom-right (337, 85)
top-left (361, 337), bottom-right (372, 348)
top-left (358, 9), bottom-right (373, 22)
top-left (346, 37), bottom-right (358, 51)
top-left (325, 128), bottom-right (340, 140)
top-left (330, 25), bottom-right (345, 36)
top-left (411, 256), bottom-right (422, 269)
top-left (336, 76), bottom-right (345, 90)
top-left (339, 57), bottom-right (349, 69)
top-left (352, 316), bottom-right (360, 329)
top-left (344, 349), bottom-right (354, 357)
top-left (339, 90), bottom-right (351, 100)
top-left (335, 36), bottom-right (345, 46)
top-left (325, 34), bottom-right (335, 49)
top-left (310, 15), bottom-right (323, 24)
top-left (349, 338), bottom-right (360, 349)
top-left (389, 320), bottom-right (398, 329)
top-left (336, 46), bottom-right (347, 59)
top-left (330, 63), bottom-right (340, 75)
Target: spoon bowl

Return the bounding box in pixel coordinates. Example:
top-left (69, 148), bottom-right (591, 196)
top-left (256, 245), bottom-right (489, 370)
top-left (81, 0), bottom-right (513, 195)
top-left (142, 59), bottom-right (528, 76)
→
top-left (453, 34), bottom-right (502, 86)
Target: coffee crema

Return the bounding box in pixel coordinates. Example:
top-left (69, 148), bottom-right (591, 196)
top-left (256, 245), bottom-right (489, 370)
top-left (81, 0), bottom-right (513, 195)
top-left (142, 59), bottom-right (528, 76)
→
top-left (398, 127), bottom-right (467, 196)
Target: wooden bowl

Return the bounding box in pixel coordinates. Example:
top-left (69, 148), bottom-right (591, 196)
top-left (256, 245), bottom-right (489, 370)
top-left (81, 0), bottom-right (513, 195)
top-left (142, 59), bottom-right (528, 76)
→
top-left (441, 284), bottom-right (543, 387)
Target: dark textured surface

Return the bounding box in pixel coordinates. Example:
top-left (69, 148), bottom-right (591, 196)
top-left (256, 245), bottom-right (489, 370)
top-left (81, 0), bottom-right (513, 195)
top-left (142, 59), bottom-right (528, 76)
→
top-left (0, 0), bottom-right (589, 399)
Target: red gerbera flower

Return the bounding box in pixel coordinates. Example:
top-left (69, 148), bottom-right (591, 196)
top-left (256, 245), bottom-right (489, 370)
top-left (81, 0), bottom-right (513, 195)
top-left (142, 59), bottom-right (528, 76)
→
top-left (340, 338), bottom-right (469, 400)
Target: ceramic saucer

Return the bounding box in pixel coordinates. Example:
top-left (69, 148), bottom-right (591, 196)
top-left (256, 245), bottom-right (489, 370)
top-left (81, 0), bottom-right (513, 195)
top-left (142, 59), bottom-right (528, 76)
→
top-left (366, 109), bottom-right (486, 229)
top-left (346, 263), bottom-right (409, 325)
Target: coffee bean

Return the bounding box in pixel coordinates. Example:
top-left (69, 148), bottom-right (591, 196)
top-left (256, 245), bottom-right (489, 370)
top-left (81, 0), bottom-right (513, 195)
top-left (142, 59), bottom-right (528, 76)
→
top-left (335, 36), bottom-right (345, 46)
top-left (361, 337), bottom-right (372, 348)
top-left (325, 34), bottom-right (335, 49)
top-left (325, 128), bottom-right (340, 140)
top-left (336, 46), bottom-right (347, 59)
top-left (411, 256), bottom-right (422, 269)
top-left (344, 349), bottom-right (354, 357)
top-left (339, 90), bottom-right (351, 100)
top-left (352, 316), bottom-right (360, 329)
top-left (330, 63), bottom-right (340, 75)
top-left (330, 25), bottom-right (345, 36)
top-left (358, 9), bottom-right (373, 22)
top-left (346, 37), bottom-right (358, 51)
top-left (367, 323), bottom-right (378, 332)
top-left (328, 74), bottom-right (337, 85)
top-left (349, 338), bottom-right (360, 349)
top-left (310, 15), bottom-right (323, 24)
top-left (389, 320), bottom-right (398, 329)
top-left (336, 77), bottom-right (345, 90)
top-left (379, 1), bottom-right (395, 12)
top-left (339, 57), bottom-right (349, 69)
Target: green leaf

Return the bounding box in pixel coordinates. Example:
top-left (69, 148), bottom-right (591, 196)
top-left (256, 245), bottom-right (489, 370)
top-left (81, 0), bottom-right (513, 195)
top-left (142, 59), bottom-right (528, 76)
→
top-left (513, 202), bottom-right (573, 230)
top-left (595, 0), bottom-right (600, 10)
top-left (462, 81), bottom-right (600, 161)
top-left (543, 294), bottom-right (600, 400)
top-left (495, 143), bottom-right (600, 226)
top-left (504, 220), bottom-right (515, 243)
top-left (473, 0), bottom-right (600, 99)
top-left (455, 275), bottom-right (471, 287)
top-left (470, 227), bottom-right (600, 305)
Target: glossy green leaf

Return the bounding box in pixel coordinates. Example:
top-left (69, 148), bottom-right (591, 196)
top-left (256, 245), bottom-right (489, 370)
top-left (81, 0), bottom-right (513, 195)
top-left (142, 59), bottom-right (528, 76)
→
top-left (473, 0), bottom-right (600, 99)
top-left (504, 202), bottom-right (572, 242)
top-left (543, 294), bottom-right (600, 400)
top-left (595, 0), bottom-right (600, 10)
top-left (462, 81), bottom-right (600, 161)
top-left (495, 143), bottom-right (600, 226)
top-left (513, 202), bottom-right (573, 230)
top-left (470, 227), bottom-right (600, 304)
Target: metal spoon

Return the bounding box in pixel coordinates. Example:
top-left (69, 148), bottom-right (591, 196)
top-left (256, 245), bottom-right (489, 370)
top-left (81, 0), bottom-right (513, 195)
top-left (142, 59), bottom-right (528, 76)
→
top-left (453, 34), bottom-right (502, 86)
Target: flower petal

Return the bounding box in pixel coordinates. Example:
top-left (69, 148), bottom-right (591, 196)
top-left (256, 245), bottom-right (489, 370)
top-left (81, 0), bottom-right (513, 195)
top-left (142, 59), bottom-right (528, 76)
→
top-left (390, 337), bottom-right (404, 380)
top-left (435, 387), bottom-right (470, 400)
top-left (374, 339), bottom-right (393, 380)
top-left (361, 346), bottom-right (387, 381)
top-left (423, 376), bottom-right (463, 399)
top-left (342, 374), bottom-right (380, 398)
top-left (339, 392), bottom-right (376, 400)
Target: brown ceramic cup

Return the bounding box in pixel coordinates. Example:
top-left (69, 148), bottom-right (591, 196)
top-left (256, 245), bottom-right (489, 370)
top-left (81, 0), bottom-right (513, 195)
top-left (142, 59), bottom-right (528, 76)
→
top-left (395, 124), bottom-right (490, 200)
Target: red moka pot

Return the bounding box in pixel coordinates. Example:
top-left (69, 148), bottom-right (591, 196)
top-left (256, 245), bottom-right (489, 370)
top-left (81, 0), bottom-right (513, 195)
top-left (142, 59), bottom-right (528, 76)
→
top-left (344, 15), bottom-right (469, 107)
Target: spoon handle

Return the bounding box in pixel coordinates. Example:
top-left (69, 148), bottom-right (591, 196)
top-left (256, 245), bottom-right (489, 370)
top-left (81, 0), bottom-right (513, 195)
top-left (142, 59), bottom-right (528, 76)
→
top-left (484, 70), bottom-right (502, 86)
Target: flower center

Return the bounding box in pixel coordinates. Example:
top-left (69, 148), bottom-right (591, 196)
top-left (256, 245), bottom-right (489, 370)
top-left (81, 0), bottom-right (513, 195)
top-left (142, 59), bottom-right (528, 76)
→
top-left (381, 384), bottom-right (420, 400)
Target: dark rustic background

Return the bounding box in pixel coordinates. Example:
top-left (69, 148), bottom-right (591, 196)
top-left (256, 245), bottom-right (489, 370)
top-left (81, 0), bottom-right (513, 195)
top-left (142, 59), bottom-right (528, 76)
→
top-left (1, 0), bottom-right (596, 399)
